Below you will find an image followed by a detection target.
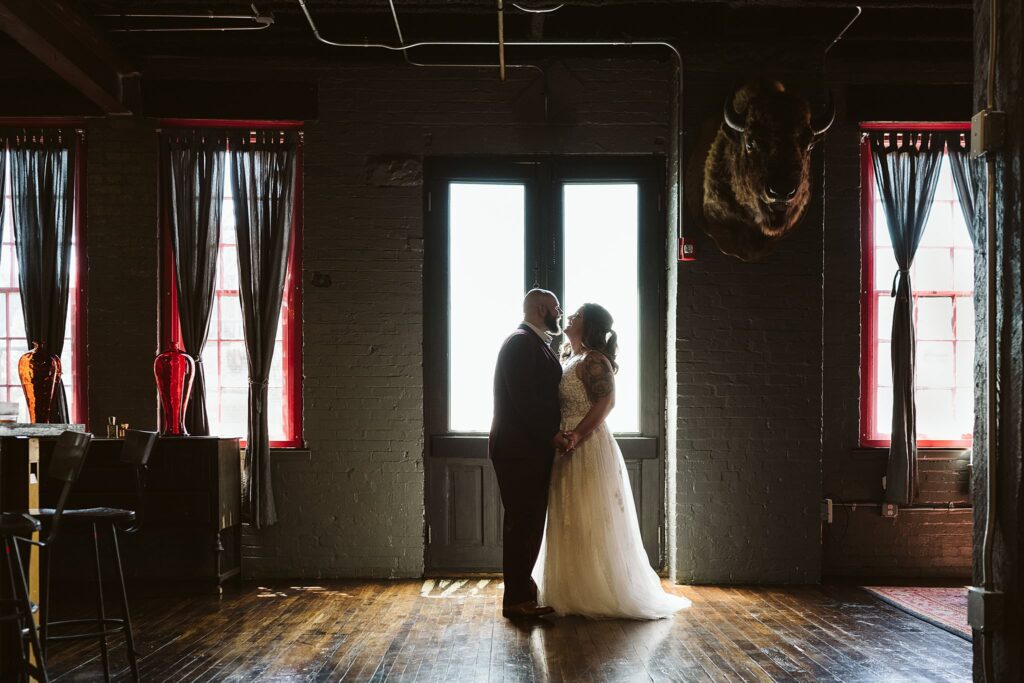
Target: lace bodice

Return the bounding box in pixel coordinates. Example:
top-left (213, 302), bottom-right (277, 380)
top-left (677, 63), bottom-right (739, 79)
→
top-left (559, 354), bottom-right (592, 424)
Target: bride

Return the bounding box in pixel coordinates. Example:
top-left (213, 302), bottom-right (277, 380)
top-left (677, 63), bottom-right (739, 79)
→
top-left (533, 303), bottom-right (690, 619)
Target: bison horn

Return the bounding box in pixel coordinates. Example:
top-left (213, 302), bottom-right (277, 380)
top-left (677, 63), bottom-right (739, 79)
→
top-left (723, 96), bottom-right (745, 133)
top-left (811, 92), bottom-right (836, 138)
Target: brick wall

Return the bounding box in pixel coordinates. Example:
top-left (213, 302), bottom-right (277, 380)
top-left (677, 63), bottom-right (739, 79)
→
top-left (675, 73), bottom-right (826, 584)
top-left (85, 117), bottom-right (159, 435)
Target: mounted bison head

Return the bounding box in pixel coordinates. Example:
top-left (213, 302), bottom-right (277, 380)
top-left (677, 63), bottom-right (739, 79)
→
top-left (696, 79), bottom-right (834, 261)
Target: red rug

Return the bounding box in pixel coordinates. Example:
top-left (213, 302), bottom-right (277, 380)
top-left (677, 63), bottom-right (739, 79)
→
top-left (862, 586), bottom-right (971, 641)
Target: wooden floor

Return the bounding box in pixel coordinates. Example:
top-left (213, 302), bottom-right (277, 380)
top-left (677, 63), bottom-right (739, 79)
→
top-left (44, 580), bottom-right (971, 682)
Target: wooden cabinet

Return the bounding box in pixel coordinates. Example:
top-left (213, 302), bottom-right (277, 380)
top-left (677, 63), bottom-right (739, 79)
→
top-left (41, 436), bottom-right (242, 592)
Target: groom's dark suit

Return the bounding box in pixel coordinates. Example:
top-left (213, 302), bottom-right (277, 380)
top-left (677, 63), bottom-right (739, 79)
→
top-left (489, 324), bottom-right (562, 607)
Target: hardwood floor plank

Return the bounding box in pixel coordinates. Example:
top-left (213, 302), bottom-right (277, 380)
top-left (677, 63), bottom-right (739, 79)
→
top-left (44, 581), bottom-right (971, 682)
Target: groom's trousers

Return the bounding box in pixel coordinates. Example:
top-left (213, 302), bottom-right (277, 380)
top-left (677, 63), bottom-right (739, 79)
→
top-left (492, 456), bottom-right (553, 607)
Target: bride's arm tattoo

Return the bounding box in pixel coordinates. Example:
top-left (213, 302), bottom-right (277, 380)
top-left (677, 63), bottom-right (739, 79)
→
top-left (581, 353), bottom-right (614, 404)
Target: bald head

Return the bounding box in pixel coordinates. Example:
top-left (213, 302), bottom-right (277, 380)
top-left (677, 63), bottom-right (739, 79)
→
top-left (523, 288), bottom-right (562, 335)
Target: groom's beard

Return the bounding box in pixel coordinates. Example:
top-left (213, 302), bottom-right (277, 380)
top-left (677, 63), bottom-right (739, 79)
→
top-left (544, 313), bottom-right (561, 336)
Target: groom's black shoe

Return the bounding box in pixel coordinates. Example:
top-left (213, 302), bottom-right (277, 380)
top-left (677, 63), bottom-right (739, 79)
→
top-left (502, 601), bottom-right (555, 619)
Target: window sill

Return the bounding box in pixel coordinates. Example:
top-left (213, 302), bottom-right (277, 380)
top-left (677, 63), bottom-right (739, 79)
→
top-left (852, 447), bottom-right (971, 461)
top-left (237, 446), bottom-right (311, 463)
top-left (270, 448), bottom-right (311, 463)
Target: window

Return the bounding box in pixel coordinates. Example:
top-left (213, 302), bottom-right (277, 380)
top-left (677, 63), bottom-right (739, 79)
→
top-left (448, 183), bottom-right (525, 432)
top-left (446, 180), bottom-right (642, 434)
top-left (160, 125), bottom-right (302, 447)
top-left (861, 125), bottom-right (973, 448)
top-left (563, 183), bottom-right (641, 433)
top-left (442, 178), bottom-right (645, 434)
top-left (0, 149), bottom-right (85, 423)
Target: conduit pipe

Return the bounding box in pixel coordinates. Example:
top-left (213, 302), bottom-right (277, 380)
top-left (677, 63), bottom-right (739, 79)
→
top-left (498, 0), bottom-right (507, 80)
top-left (511, 3), bottom-right (565, 13)
top-left (297, 0), bottom-right (687, 253)
top-left (387, 0), bottom-right (544, 74)
top-left (824, 5), bottom-right (862, 54)
top-left (99, 4), bottom-right (273, 32)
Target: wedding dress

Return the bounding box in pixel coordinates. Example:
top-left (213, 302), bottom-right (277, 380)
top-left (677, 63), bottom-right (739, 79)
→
top-left (533, 353), bottom-right (691, 619)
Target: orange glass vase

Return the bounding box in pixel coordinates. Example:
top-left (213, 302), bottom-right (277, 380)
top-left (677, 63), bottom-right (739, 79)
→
top-left (154, 340), bottom-right (195, 436)
top-left (18, 341), bottom-right (63, 424)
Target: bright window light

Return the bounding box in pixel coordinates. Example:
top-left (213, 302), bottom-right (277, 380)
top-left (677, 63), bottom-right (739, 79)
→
top-left (203, 176), bottom-right (287, 441)
top-left (870, 153), bottom-right (974, 443)
top-left (448, 183), bottom-right (525, 432)
top-left (563, 183), bottom-right (640, 433)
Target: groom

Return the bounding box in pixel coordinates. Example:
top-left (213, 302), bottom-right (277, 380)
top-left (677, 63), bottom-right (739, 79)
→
top-left (490, 289), bottom-right (570, 619)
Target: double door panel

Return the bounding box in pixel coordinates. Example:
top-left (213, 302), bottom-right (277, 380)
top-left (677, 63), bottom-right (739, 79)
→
top-left (425, 158), bottom-right (664, 573)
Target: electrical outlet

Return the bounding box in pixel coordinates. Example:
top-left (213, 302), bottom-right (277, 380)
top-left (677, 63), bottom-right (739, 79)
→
top-left (882, 503), bottom-right (899, 518)
top-left (820, 498), bottom-right (834, 524)
top-left (971, 109), bottom-right (1007, 159)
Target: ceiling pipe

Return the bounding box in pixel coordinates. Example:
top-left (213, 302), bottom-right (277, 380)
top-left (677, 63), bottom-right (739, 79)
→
top-left (824, 5), bottom-right (862, 54)
top-left (98, 4), bottom-right (273, 32)
top-left (388, 0), bottom-right (542, 73)
top-left (297, 0), bottom-right (687, 258)
top-left (511, 2), bottom-right (565, 13)
top-left (497, 0), bottom-right (506, 81)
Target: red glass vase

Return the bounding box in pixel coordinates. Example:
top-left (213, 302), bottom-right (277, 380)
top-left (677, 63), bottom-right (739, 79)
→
top-left (154, 340), bottom-right (195, 436)
top-left (18, 342), bottom-right (62, 424)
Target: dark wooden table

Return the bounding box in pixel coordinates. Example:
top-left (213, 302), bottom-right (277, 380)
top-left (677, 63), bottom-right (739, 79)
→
top-left (42, 436), bottom-right (243, 594)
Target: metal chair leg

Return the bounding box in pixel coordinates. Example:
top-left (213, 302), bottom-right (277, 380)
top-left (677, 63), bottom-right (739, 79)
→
top-left (2, 536), bottom-right (29, 682)
top-left (39, 539), bottom-right (50, 658)
top-left (9, 538), bottom-right (48, 683)
top-left (110, 525), bottom-right (139, 682)
top-left (91, 523), bottom-right (111, 682)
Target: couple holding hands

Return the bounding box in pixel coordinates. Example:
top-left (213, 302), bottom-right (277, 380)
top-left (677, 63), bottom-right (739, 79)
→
top-left (489, 289), bottom-right (690, 620)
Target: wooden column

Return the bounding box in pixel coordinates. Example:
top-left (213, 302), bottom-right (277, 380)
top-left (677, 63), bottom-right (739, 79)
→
top-left (972, 0), bottom-right (1024, 680)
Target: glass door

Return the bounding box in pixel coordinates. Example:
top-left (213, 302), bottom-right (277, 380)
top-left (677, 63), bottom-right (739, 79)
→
top-left (425, 158), bottom-right (664, 572)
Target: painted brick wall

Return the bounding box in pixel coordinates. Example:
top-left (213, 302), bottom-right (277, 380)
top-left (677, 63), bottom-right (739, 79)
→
top-left (675, 73), bottom-right (826, 584)
top-left (85, 117), bottom-right (159, 435)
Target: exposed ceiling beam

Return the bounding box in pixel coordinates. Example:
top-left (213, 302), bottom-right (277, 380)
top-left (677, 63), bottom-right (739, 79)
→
top-left (0, 0), bottom-right (130, 113)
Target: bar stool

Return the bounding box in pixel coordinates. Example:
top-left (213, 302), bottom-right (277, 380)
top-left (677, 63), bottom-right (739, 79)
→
top-left (34, 429), bottom-right (156, 683)
top-left (2, 430), bottom-right (91, 682)
top-left (0, 512), bottom-right (47, 682)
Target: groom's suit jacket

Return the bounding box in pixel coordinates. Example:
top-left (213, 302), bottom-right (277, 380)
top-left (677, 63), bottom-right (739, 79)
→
top-left (489, 324), bottom-right (563, 461)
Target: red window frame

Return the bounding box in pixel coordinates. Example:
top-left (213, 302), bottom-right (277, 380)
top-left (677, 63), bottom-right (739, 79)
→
top-left (0, 118), bottom-right (88, 425)
top-left (159, 119), bottom-right (303, 448)
top-left (860, 121), bottom-right (972, 449)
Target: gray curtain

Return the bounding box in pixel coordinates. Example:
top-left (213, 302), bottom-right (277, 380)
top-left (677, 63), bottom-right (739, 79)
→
top-left (229, 130), bottom-right (298, 529)
top-left (944, 133), bottom-right (977, 243)
top-left (162, 130), bottom-right (226, 436)
top-left (8, 129), bottom-right (78, 423)
top-left (870, 131), bottom-right (946, 505)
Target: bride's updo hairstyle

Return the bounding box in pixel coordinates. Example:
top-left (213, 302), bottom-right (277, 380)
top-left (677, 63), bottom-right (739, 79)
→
top-left (577, 303), bottom-right (619, 373)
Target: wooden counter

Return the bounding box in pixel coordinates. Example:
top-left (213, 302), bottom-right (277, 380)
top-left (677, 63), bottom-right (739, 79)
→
top-left (41, 436), bottom-right (242, 593)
